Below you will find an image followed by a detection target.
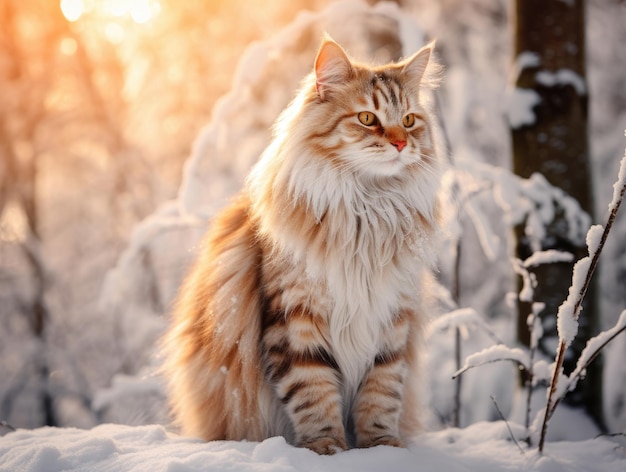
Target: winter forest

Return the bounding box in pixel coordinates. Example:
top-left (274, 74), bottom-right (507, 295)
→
top-left (1, 0), bottom-right (626, 470)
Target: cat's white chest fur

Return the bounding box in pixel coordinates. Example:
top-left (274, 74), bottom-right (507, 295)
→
top-left (322, 210), bottom-right (423, 394)
top-left (274, 170), bottom-right (437, 393)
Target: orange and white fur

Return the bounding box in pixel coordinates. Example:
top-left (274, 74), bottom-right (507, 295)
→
top-left (163, 37), bottom-right (445, 454)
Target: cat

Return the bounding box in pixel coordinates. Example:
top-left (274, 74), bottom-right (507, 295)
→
top-left (162, 36), bottom-right (445, 455)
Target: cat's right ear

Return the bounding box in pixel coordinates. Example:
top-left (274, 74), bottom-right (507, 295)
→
top-left (314, 37), bottom-right (354, 101)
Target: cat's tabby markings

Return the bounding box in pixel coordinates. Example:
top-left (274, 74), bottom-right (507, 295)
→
top-left (163, 36), bottom-right (445, 455)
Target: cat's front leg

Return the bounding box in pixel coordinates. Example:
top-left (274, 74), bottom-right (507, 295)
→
top-left (262, 307), bottom-right (347, 455)
top-left (352, 312), bottom-right (411, 449)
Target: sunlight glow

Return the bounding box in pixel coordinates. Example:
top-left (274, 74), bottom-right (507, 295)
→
top-left (130, 0), bottom-right (160, 24)
top-left (105, 22), bottom-right (126, 43)
top-left (60, 0), bottom-right (161, 25)
top-left (59, 37), bottom-right (78, 55)
top-left (60, 0), bottom-right (85, 22)
top-left (105, 0), bottom-right (130, 17)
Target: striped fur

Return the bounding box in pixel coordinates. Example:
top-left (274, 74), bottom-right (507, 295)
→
top-left (163, 38), bottom-right (444, 455)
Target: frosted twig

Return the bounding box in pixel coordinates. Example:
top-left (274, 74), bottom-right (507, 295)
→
top-left (550, 310), bottom-right (626, 415)
top-left (430, 308), bottom-right (504, 345)
top-left (452, 345), bottom-right (529, 379)
top-left (452, 233), bottom-right (462, 428)
top-left (525, 304), bottom-right (544, 431)
top-left (538, 153), bottom-right (626, 454)
top-left (490, 395), bottom-right (526, 455)
top-left (452, 326), bottom-right (462, 428)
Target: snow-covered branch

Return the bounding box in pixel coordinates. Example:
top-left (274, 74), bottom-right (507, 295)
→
top-left (557, 310), bottom-right (626, 405)
top-left (539, 152), bottom-right (626, 453)
top-left (453, 344), bottom-right (529, 379)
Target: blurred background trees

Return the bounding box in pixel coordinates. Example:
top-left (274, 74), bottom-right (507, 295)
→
top-left (0, 0), bottom-right (334, 429)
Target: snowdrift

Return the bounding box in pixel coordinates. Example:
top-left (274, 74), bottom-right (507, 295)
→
top-left (1, 422), bottom-right (624, 472)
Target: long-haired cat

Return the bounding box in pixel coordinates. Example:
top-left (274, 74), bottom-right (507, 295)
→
top-left (163, 36), bottom-right (445, 455)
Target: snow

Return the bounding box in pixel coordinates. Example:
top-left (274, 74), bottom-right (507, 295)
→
top-left (1, 422), bottom-right (625, 472)
top-left (528, 303), bottom-right (545, 351)
top-left (462, 194), bottom-right (501, 262)
top-left (428, 307), bottom-right (483, 331)
top-left (535, 69), bottom-right (587, 95)
top-left (555, 151), bottom-right (625, 349)
top-left (585, 224), bottom-right (604, 258)
top-left (506, 52), bottom-right (542, 128)
top-left (555, 256), bottom-right (589, 347)
top-left (609, 151), bottom-right (626, 213)
top-left (92, 372), bottom-right (164, 413)
top-left (565, 310), bottom-right (626, 397)
top-left (514, 51), bottom-right (541, 73)
top-left (484, 166), bottom-right (590, 253)
top-left (531, 360), bottom-right (552, 386)
top-left (512, 257), bottom-right (537, 303)
top-left (522, 250), bottom-right (574, 268)
top-left (455, 344), bottom-right (530, 377)
top-left (506, 87), bottom-right (541, 128)
top-left (427, 307), bottom-right (502, 344)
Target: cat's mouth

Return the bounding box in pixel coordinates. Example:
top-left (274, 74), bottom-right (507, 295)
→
top-left (386, 149), bottom-right (407, 161)
top-left (359, 146), bottom-right (410, 176)
top-left (374, 153), bottom-right (408, 176)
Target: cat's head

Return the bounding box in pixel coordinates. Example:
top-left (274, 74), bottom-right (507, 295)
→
top-left (248, 37), bottom-right (445, 220)
top-left (296, 36), bottom-right (444, 180)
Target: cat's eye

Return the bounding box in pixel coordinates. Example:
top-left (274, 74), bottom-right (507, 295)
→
top-left (358, 111), bottom-right (378, 126)
top-left (402, 113), bottom-right (416, 128)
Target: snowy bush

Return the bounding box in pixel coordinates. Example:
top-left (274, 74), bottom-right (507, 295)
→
top-left (450, 152), bottom-right (626, 452)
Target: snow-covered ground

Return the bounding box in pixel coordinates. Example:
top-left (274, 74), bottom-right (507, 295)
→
top-left (1, 421), bottom-right (625, 472)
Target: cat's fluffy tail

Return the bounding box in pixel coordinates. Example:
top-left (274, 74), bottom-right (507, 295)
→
top-left (162, 195), bottom-right (270, 441)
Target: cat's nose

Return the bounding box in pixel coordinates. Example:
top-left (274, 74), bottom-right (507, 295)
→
top-left (391, 140), bottom-right (407, 152)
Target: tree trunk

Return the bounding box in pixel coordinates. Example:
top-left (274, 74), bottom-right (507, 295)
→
top-left (511, 0), bottom-right (602, 428)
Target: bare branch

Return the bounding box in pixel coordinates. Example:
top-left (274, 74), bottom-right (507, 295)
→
top-left (490, 395), bottom-right (526, 455)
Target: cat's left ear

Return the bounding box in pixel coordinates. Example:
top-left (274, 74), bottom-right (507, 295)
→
top-left (314, 37), bottom-right (354, 100)
top-left (400, 40), bottom-right (443, 91)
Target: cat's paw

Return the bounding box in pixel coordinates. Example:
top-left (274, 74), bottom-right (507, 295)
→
top-left (358, 435), bottom-right (406, 449)
top-left (300, 436), bottom-right (348, 455)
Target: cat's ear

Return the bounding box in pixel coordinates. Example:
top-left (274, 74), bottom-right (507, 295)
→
top-left (400, 40), bottom-right (443, 91)
top-left (314, 37), bottom-right (354, 100)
